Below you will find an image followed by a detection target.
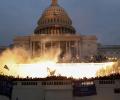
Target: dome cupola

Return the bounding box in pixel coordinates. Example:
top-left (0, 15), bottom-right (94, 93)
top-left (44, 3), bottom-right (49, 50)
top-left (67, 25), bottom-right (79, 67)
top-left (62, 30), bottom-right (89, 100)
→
top-left (34, 0), bottom-right (76, 35)
top-left (51, 0), bottom-right (58, 5)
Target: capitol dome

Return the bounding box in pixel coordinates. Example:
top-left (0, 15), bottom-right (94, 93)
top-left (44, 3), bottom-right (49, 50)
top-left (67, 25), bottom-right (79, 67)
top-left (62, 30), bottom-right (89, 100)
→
top-left (34, 0), bottom-right (76, 35)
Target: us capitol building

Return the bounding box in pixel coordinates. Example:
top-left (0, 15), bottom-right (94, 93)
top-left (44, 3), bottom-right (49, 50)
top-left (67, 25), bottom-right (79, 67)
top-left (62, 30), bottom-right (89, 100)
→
top-left (14, 0), bottom-right (97, 61)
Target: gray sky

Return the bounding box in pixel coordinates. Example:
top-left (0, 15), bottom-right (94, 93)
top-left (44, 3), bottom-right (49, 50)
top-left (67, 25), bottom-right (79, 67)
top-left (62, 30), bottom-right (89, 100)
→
top-left (0, 0), bottom-right (120, 46)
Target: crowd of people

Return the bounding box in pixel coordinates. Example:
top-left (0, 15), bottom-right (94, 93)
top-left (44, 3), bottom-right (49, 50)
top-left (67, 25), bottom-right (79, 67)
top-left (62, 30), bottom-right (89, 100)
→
top-left (0, 73), bottom-right (120, 82)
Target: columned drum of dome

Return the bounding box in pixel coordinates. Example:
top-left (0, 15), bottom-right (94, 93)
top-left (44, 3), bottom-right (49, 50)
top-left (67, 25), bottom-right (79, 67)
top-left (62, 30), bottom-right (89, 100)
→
top-left (34, 0), bottom-right (76, 35)
top-left (14, 0), bottom-right (97, 62)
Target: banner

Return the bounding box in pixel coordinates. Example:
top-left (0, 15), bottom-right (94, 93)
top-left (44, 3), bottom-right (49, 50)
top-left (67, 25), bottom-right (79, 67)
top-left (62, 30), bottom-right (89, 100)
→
top-left (73, 84), bottom-right (97, 97)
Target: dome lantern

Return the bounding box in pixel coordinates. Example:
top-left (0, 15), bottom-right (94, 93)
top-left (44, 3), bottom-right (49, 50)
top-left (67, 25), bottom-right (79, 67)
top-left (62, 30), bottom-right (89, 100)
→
top-left (51, 0), bottom-right (58, 5)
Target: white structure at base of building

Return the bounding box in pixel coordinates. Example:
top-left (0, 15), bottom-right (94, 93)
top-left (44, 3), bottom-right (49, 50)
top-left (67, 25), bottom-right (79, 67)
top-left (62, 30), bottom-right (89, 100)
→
top-left (0, 76), bottom-right (120, 100)
top-left (11, 78), bottom-right (120, 100)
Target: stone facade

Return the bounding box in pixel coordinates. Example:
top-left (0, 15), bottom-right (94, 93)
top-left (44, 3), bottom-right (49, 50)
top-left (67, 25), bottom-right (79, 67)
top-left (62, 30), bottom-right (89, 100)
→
top-left (98, 45), bottom-right (120, 59)
top-left (10, 79), bottom-right (120, 100)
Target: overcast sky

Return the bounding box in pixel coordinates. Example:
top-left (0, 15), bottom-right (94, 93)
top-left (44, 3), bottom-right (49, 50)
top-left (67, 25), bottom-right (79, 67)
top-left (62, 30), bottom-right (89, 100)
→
top-left (0, 0), bottom-right (120, 46)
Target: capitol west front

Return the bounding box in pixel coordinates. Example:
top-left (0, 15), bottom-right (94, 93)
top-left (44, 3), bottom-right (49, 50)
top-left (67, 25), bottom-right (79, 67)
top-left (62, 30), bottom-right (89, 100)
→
top-left (14, 0), bottom-right (97, 62)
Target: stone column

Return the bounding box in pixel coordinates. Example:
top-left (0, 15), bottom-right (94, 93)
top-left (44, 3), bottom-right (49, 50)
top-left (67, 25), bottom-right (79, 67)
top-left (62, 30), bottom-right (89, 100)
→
top-left (33, 42), bottom-right (35, 56)
top-left (30, 41), bottom-right (32, 52)
top-left (78, 41), bottom-right (81, 59)
top-left (66, 41), bottom-right (68, 53)
top-left (51, 41), bottom-right (53, 49)
top-left (58, 41), bottom-right (60, 49)
top-left (60, 28), bottom-right (62, 34)
top-left (76, 41), bottom-right (79, 58)
top-left (78, 41), bottom-right (81, 58)
top-left (30, 41), bottom-right (33, 56)
top-left (50, 28), bottom-right (52, 35)
top-left (69, 41), bottom-right (71, 54)
top-left (48, 28), bottom-right (50, 34)
top-left (51, 28), bottom-right (53, 34)
top-left (43, 42), bottom-right (46, 54)
top-left (57, 28), bottom-right (58, 34)
top-left (78, 41), bottom-right (80, 57)
top-left (40, 42), bottom-right (43, 54)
